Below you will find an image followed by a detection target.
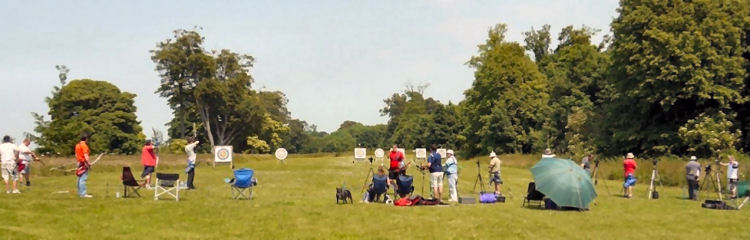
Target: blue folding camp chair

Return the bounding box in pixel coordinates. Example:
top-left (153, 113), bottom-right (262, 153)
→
top-left (230, 168), bottom-right (255, 200)
top-left (367, 175), bottom-right (388, 202)
top-left (396, 175), bottom-right (414, 198)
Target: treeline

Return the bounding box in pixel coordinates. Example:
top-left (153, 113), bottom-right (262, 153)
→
top-left (31, 0), bottom-right (750, 159)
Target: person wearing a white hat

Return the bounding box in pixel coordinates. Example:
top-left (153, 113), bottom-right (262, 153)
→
top-left (444, 149), bottom-right (459, 202)
top-left (685, 156), bottom-right (701, 200)
top-left (622, 153), bottom-right (638, 198)
top-left (488, 151), bottom-right (502, 196)
top-left (542, 148), bottom-right (555, 158)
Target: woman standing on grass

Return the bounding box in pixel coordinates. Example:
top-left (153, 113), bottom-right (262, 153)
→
top-left (444, 149), bottom-right (458, 202)
top-left (184, 137), bottom-right (199, 190)
top-left (622, 153), bottom-right (637, 198)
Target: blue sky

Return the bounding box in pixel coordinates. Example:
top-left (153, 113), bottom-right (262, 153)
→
top-left (0, 0), bottom-right (618, 141)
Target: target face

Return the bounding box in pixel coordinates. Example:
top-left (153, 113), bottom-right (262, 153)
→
top-left (415, 148), bottom-right (427, 159)
top-left (354, 148), bottom-right (366, 159)
top-left (374, 148), bottom-right (385, 158)
top-left (214, 146), bottom-right (233, 163)
top-left (437, 148), bottom-right (447, 158)
top-left (275, 148), bottom-right (288, 160)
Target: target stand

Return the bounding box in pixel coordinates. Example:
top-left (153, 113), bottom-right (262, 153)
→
top-left (213, 146), bottom-right (233, 168)
top-left (275, 148), bottom-right (288, 165)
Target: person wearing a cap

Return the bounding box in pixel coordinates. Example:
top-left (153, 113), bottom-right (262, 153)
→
top-left (542, 148), bottom-right (555, 158)
top-left (488, 151), bottom-right (502, 196)
top-left (685, 156), bottom-right (701, 200)
top-left (444, 149), bottom-right (459, 202)
top-left (622, 153), bottom-right (638, 198)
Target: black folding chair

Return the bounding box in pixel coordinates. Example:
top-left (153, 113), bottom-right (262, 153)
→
top-left (523, 182), bottom-right (545, 208)
top-left (154, 173), bottom-right (181, 201)
top-left (396, 175), bottom-right (415, 198)
top-left (121, 166), bottom-right (143, 198)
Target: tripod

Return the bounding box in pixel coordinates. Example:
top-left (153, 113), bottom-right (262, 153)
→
top-left (472, 159), bottom-right (486, 193)
top-left (360, 157), bottom-right (375, 193)
top-left (700, 160), bottom-right (723, 201)
top-left (590, 159), bottom-right (611, 196)
top-left (647, 160), bottom-right (663, 199)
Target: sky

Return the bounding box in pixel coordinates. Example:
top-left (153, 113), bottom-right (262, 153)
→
top-left (0, 0), bottom-right (619, 141)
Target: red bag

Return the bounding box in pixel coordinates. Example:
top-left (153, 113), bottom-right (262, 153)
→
top-left (17, 162), bottom-right (25, 172)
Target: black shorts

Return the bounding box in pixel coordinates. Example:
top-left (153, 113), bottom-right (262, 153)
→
top-left (388, 169), bottom-right (400, 179)
top-left (490, 172), bottom-right (503, 184)
top-left (141, 166), bottom-right (155, 178)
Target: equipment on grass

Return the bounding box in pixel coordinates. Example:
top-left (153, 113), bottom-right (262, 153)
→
top-left (479, 192), bottom-right (496, 204)
top-left (700, 155), bottom-right (724, 201)
top-left (472, 158), bottom-right (486, 193)
top-left (522, 182), bottom-right (545, 208)
top-left (647, 159), bottom-right (663, 199)
top-left (531, 158), bottom-right (596, 209)
top-left (459, 196), bottom-right (476, 204)
top-left (590, 157), bottom-right (611, 196)
top-left (154, 173), bottom-right (181, 201)
top-left (121, 166), bottom-right (144, 198)
top-left (230, 168), bottom-right (255, 200)
top-left (361, 157), bottom-right (376, 193)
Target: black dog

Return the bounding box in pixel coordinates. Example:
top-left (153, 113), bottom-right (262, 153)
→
top-left (336, 187), bottom-right (353, 204)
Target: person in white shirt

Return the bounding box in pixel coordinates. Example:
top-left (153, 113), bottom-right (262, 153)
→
top-left (0, 136), bottom-right (20, 194)
top-left (184, 137), bottom-right (200, 190)
top-left (719, 155), bottom-right (740, 198)
top-left (444, 149), bottom-right (459, 202)
top-left (17, 138), bottom-right (40, 186)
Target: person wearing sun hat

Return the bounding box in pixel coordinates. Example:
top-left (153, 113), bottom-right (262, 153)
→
top-left (444, 149), bottom-right (459, 202)
top-left (488, 151), bottom-right (502, 196)
top-left (541, 148), bottom-right (556, 158)
top-left (622, 152), bottom-right (638, 198)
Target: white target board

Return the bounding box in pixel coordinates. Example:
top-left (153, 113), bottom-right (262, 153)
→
top-left (415, 148), bottom-right (427, 159)
top-left (275, 148), bottom-right (288, 160)
top-left (398, 148), bottom-right (405, 154)
top-left (374, 148), bottom-right (385, 158)
top-left (437, 148), bottom-right (447, 158)
top-left (214, 146), bottom-right (233, 167)
top-left (354, 148), bottom-right (367, 160)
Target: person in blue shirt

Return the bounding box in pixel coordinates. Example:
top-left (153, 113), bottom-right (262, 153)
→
top-left (426, 144), bottom-right (443, 202)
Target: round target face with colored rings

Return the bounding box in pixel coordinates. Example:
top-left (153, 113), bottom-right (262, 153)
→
top-left (374, 148), bottom-right (385, 158)
top-left (275, 148), bottom-right (288, 160)
top-left (354, 148), bottom-right (366, 159)
top-left (217, 148), bottom-right (231, 161)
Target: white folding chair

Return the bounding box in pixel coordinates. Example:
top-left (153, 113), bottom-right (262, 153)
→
top-left (154, 173), bottom-right (180, 201)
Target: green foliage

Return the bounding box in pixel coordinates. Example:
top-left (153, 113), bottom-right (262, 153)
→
top-left (461, 23), bottom-right (549, 155)
top-left (678, 111), bottom-right (741, 157)
top-left (602, 0), bottom-right (749, 156)
top-left (167, 138), bottom-right (187, 154)
top-left (246, 135), bottom-right (270, 153)
top-left (33, 79), bottom-right (143, 155)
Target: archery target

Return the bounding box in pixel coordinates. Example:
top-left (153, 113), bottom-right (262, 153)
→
top-left (437, 148), bottom-right (447, 158)
top-left (275, 148), bottom-right (288, 160)
top-left (415, 148), bottom-right (427, 159)
top-left (374, 148), bottom-right (385, 158)
top-left (214, 146), bottom-right (233, 163)
top-left (354, 148), bottom-right (366, 160)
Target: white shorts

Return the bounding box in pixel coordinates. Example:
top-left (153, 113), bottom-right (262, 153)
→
top-left (1, 163), bottom-right (17, 182)
top-left (430, 172), bottom-right (444, 188)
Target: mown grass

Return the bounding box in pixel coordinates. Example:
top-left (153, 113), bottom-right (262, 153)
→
top-left (0, 153), bottom-right (747, 239)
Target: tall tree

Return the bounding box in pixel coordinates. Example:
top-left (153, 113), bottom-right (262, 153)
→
top-left (602, 0), bottom-right (748, 156)
top-left (33, 79), bottom-right (143, 155)
top-left (461, 23), bottom-right (549, 155)
top-left (523, 24), bottom-right (552, 63)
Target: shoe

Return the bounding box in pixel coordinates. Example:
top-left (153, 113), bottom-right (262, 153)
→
top-left (81, 194), bottom-right (93, 198)
top-left (12, 189), bottom-right (20, 194)
top-left (26, 181), bottom-right (30, 186)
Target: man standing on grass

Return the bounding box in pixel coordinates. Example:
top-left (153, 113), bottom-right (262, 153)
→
top-left (18, 138), bottom-right (40, 186)
top-left (719, 156), bottom-right (740, 198)
top-left (388, 144), bottom-right (404, 189)
top-left (622, 153), bottom-right (637, 198)
top-left (184, 137), bottom-right (199, 190)
top-left (444, 149), bottom-right (459, 202)
top-left (685, 156), bottom-right (700, 200)
top-left (141, 140), bottom-right (156, 188)
top-left (0, 136), bottom-right (20, 194)
top-left (75, 134), bottom-right (92, 198)
top-left (425, 144), bottom-right (443, 202)
top-left (488, 151), bottom-right (502, 196)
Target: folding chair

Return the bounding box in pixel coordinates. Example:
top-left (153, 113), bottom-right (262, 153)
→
top-left (396, 175), bottom-right (415, 198)
top-left (523, 182), bottom-right (545, 208)
top-left (367, 175), bottom-right (388, 202)
top-left (230, 168), bottom-right (255, 200)
top-left (154, 173), bottom-right (181, 201)
top-left (121, 166), bottom-right (143, 198)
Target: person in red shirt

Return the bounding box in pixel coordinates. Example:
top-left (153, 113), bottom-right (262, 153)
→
top-left (388, 144), bottom-right (404, 187)
top-left (141, 140), bottom-right (157, 188)
top-left (75, 134), bottom-right (92, 198)
top-left (622, 152), bottom-right (638, 198)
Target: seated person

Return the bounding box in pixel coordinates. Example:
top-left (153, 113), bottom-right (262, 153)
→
top-left (365, 167), bottom-right (389, 203)
top-left (396, 174), bottom-right (414, 198)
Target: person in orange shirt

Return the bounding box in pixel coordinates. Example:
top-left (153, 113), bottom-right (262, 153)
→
top-left (140, 140), bottom-right (156, 188)
top-left (75, 134), bottom-right (92, 198)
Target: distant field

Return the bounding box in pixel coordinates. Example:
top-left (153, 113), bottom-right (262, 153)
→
top-left (0, 153), bottom-right (747, 239)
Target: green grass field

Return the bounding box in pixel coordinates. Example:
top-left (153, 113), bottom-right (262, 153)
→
top-left (0, 153), bottom-right (748, 239)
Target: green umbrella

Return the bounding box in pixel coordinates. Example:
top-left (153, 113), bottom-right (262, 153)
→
top-left (531, 157), bottom-right (597, 209)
